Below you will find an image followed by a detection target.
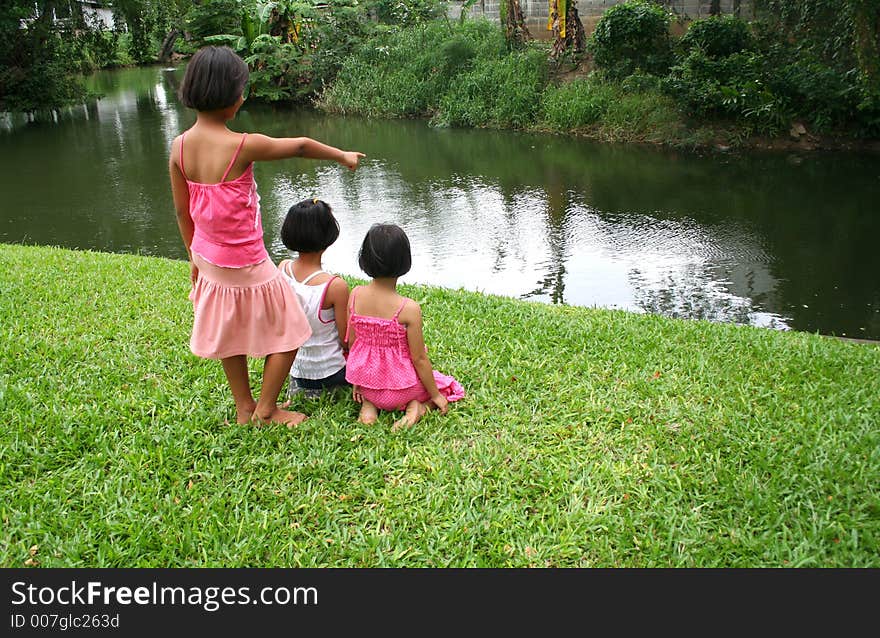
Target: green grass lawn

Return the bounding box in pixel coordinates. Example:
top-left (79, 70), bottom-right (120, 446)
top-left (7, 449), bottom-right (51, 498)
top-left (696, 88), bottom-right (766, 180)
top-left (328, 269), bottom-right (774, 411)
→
top-left (1, 244), bottom-right (878, 567)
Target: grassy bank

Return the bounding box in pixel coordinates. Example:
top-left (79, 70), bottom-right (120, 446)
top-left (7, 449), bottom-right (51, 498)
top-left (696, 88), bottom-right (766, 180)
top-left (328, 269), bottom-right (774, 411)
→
top-left (318, 19), bottom-right (879, 151)
top-left (319, 20), bottom-right (697, 147)
top-left (1, 244), bottom-right (879, 567)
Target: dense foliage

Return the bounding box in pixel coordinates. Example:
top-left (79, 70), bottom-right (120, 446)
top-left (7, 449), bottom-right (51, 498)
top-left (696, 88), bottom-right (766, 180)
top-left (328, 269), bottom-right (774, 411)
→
top-left (3, 0), bottom-right (879, 142)
top-left (0, 0), bottom-right (445, 112)
top-left (588, 0), bottom-right (673, 79)
top-left (321, 20), bottom-right (519, 120)
top-left (678, 14), bottom-right (754, 58)
top-left (0, 0), bottom-right (185, 112)
top-left (585, 0), bottom-right (880, 136)
top-left (1, 2), bottom-right (89, 112)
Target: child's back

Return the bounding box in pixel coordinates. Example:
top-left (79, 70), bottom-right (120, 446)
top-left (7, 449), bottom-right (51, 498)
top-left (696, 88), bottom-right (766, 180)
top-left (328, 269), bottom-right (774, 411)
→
top-left (278, 199), bottom-right (350, 396)
top-left (345, 224), bottom-right (464, 430)
top-left (168, 45), bottom-right (363, 427)
top-left (346, 290), bottom-right (419, 392)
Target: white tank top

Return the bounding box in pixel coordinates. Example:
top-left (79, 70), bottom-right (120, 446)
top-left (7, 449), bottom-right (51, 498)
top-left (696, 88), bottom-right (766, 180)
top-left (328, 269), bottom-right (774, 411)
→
top-left (280, 262), bottom-right (346, 380)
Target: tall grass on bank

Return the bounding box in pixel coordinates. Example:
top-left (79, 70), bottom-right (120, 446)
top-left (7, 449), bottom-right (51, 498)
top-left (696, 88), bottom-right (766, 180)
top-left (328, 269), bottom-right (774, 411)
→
top-left (319, 19), bottom-right (695, 144)
top-left (1, 244), bottom-right (879, 567)
top-left (539, 74), bottom-right (685, 143)
top-left (435, 47), bottom-right (548, 128)
top-left (319, 20), bottom-right (509, 119)
top-left (320, 18), bottom-right (550, 129)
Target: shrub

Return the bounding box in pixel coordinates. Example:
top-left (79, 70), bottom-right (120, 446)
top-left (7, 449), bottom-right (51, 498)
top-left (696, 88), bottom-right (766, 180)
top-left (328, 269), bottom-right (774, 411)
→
top-left (438, 36), bottom-right (478, 75)
top-left (766, 57), bottom-right (859, 131)
top-left (320, 19), bottom-right (506, 117)
top-left (173, 35), bottom-right (198, 57)
top-left (664, 49), bottom-right (790, 134)
top-left (435, 45), bottom-right (548, 128)
top-left (78, 26), bottom-right (120, 71)
top-left (855, 79), bottom-right (880, 137)
top-left (588, 0), bottom-right (673, 79)
top-left (114, 33), bottom-right (136, 67)
top-left (599, 87), bottom-right (682, 143)
top-left (303, 0), bottom-right (384, 95)
top-left (0, 33), bottom-right (89, 112)
top-left (363, 0), bottom-right (447, 26)
top-left (186, 0), bottom-right (243, 47)
top-left (540, 76), bottom-right (617, 129)
top-left (679, 15), bottom-right (755, 58)
top-left (243, 35), bottom-right (304, 102)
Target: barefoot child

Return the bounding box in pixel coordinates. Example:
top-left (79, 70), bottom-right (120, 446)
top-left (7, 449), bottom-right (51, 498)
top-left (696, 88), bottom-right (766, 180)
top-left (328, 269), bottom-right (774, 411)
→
top-left (168, 45), bottom-right (365, 427)
top-left (278, 198), bottom-right (350, 397)
top-left (345, 223), bottom-right (464, 431)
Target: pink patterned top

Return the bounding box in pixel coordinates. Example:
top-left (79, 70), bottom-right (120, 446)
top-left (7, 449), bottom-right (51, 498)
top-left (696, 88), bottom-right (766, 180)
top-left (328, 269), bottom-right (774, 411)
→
top-left (344, 289), bottom-right (419, 391)
top-left (180, 132), bottom-right (269, 268)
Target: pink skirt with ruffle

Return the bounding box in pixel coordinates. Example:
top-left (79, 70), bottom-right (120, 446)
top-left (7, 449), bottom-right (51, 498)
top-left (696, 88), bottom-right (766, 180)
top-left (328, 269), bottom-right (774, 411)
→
top-left (359, 371), bottom-right (465, 412)
top-left (189, 253), bottom-right (311, 359)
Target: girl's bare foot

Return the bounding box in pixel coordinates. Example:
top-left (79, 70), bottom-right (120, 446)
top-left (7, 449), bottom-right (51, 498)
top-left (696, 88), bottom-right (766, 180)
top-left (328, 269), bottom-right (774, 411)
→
top-left (392, 400), bottom-right (426, 432)
top-left (234, 401), bottom-right (257, 425)
top-left (358, 400), bottom-right (378, 425)
top-left (252, 405), bottom-right (308, 428)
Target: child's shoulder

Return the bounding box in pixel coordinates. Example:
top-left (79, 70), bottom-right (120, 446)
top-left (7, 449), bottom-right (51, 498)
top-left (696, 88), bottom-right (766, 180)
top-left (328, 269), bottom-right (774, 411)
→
top-left (327, 272), bottom-right (348, 287)
top-left (171, 127), bottom-right (192, 144)
top-left (398, 295), bottom-right (421, 316)
top-left (324, 272), bottom-right (348, 294)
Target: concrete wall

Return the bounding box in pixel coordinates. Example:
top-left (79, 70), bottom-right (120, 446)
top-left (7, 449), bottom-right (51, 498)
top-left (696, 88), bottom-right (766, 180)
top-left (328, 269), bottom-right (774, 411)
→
top-left (448, 0), bottom-right (755, 40)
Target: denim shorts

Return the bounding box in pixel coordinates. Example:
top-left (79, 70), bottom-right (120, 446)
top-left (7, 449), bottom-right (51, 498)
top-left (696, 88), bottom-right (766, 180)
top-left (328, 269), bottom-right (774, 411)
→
top-left (290, 366), bottom-right (350, 396)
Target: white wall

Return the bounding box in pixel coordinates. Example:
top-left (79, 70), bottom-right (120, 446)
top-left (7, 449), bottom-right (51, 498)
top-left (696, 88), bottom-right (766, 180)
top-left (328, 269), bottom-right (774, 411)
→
top-left (449, 0), bottom-right (755, 38)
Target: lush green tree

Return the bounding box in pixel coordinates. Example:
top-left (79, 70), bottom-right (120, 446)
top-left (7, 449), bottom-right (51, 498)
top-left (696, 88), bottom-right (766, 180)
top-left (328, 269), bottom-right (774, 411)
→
top-left (754, 0), bottom-right (879, 82)
top-left (0, 1), bottom-right (91, 112)
top-left (112, 0), bottom-right (190, 64)
top-left (751, 0), bottom-right (880, 133)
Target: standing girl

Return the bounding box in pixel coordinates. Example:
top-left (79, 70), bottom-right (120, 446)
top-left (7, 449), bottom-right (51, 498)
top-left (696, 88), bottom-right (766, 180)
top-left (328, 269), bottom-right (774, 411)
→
top-left (278, 198), bottom-right (350, 397)
top-left (345, 223), bottom-right (465, 431)
top-left (168, 45), bottom-right (365, 427)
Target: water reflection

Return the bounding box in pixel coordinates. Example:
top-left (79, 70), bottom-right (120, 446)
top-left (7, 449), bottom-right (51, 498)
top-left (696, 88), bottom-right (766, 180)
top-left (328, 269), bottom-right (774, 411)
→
top-left (1, 65), bottom-right (879, 339)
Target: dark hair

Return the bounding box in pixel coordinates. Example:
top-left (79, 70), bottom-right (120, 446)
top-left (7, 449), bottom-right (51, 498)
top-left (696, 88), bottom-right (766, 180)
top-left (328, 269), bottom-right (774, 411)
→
top-left (358, 223), bottom-right (412, 278)
top-left (280, 199), bottom-right (340, 253)
top-left (178, 46), bottom-right (249, 111)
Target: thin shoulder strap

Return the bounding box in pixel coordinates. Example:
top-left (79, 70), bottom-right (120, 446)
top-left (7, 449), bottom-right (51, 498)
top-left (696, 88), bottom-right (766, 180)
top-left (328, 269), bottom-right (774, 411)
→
top-left (221, 133), bottom-right (248, 182)
top-left (301, 270), bottom-right (328, 285)
top-left (343, 286), bottom-right (360, 344)
top-left (178, 132), bottom-right (189, 180)
top-left (317, 275), bottom-right (339, 325)
top-left (392, 297), bottom-right (408, 320)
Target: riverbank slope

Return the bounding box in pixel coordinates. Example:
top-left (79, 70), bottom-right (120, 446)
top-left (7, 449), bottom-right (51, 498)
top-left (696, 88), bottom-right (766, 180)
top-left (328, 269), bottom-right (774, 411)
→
top-left (317, 19), bottom-right (880, 153)
top-left (1, 244), bottom-right (878, 567)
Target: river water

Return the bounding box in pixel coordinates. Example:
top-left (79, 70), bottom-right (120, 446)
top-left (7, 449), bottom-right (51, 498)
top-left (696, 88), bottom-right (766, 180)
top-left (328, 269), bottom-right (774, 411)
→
top-left (2, 66), bottom-right (878, 339)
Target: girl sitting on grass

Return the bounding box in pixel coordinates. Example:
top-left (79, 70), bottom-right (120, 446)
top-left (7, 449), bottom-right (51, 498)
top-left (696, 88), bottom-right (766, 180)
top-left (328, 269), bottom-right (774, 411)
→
top-left (278, 198), bottom-right (351, 398)
top-left (345, 223), bottom-right (465, 431)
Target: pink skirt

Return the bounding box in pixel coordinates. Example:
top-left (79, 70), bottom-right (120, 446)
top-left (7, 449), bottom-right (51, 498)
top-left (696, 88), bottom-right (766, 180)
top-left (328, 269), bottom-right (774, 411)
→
top-left (360, 371), bottom-right (465, 412)
top-left (189, 253), bottom-right (311, 359)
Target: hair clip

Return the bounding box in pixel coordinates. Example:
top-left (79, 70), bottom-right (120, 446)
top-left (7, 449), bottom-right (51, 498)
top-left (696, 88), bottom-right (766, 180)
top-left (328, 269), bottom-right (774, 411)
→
top-left (313, 198), bottom-right (319, 204)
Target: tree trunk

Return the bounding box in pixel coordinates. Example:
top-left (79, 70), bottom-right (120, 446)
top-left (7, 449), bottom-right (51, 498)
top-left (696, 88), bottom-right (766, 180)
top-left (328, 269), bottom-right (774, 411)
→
top-left (158, 28), bottom-right (180, 64)
top-left (505, 0), bottom-right (531, 47)
top-left (549, 0), bottom-right (586, 60)
top-left (710, 0), bottom-right (722, 15)
top-left (852, 0), bottom-right (880, 84)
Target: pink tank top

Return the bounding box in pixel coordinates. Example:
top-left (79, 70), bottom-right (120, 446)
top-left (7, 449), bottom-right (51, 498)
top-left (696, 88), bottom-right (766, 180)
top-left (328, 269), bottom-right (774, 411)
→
top-left (180, 132), bottom-right (269, 268)
top-left (344, 288), bottom-right (419, 390)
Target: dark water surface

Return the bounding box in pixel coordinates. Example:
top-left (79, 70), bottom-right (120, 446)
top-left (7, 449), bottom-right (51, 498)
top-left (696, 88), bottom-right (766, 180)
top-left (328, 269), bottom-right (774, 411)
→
top-left (2, 66), bottom-right (879, 339)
